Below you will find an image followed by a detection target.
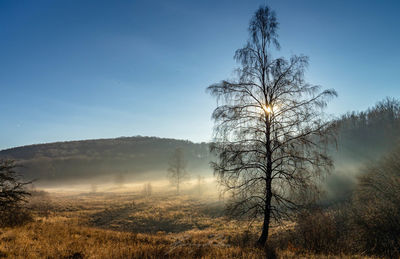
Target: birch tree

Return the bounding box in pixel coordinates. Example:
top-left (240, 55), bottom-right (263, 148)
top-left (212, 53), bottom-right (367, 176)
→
top-left (208, 5), bottom-right (336, 246)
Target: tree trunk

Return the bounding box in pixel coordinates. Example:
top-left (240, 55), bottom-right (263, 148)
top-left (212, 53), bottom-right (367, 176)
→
top-left (257, 216), bottom-right (269, 246)
top-left (259, 113), bottom-right (273, 247)
top-left (257, 179), bottom-right (272, 246)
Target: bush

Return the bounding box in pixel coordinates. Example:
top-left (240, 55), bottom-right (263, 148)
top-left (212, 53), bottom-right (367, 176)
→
top-left (0, 208), bottom-right (33, 227)
top-left (0, 159), bottom-right (33, 227)
top-left (351, 146), bottom-right (400, 258)
top-left (275, 145), bottom-right (400, 258)
top-left (273, 206), bottom-right (352, 255)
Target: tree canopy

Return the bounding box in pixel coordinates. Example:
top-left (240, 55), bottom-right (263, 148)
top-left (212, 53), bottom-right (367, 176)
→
top-left (208, 5), bottom-right (336, 246)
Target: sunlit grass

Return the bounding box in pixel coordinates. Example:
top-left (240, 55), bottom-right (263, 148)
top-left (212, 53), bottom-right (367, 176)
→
top-left (0, 192), bottom-right (374, 258)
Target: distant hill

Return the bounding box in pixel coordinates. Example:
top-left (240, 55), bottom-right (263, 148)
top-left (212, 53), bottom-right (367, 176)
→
top-left (0, 136), bottom-right (212, 186)
top-left (2, 98), bottom-right (399, 191)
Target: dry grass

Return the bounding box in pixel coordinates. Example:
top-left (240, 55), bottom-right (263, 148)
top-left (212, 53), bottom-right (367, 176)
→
top-left (0, 192), bottom-right (373, 258)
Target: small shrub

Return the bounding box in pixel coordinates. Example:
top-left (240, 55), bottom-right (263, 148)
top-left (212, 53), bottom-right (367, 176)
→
top-left (0, 207), bottom-right (33, 227)
top-left (0, 159), bottom-right (33, 227)
top-left (272, 206), bottom-right (352, 255)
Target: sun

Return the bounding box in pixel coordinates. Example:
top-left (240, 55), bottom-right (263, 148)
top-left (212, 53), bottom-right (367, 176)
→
top-left (262, 104), bottom-right (272, 114)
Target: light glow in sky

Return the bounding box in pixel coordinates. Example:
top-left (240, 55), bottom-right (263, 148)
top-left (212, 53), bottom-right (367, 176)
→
top-left (0, 0), bottom-right (399, 150)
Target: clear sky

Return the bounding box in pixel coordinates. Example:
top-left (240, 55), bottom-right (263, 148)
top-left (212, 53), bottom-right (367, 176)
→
top-left (1, 0), bottom-right (399, 150)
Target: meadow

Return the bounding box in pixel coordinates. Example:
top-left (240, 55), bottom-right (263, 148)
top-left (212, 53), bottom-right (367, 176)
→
top-left (0, 190), bottom-right (373, 259)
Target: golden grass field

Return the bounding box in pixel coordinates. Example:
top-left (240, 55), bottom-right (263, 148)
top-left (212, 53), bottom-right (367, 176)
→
top-left (0, 191), bottom-right (374, 258)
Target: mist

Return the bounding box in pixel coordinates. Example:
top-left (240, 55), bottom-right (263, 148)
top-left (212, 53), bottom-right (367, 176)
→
top-left (321, 98), bottom-right (400, 204)
top-left (1, 99), bottom-right (399, 202)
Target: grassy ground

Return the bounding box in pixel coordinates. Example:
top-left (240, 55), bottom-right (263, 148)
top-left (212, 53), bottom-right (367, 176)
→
top-left (0, 192), bottom-right (372, 258)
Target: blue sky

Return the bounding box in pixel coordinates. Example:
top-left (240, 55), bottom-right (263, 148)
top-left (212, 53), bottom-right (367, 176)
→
top-left (0, 0), bottom-right (399, 150)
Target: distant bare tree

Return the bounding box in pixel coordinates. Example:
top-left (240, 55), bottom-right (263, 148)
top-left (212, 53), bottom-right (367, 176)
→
top-left (197, 175), bottom-right (205, 196)
top-left (167, 148), bottom-right (189, 195)
top-left (142, 182), bottom-right (152, 197)
top-left (90, 183), bottom-right (98, 193)
top-left (207, 5), bottom-right (336, 246)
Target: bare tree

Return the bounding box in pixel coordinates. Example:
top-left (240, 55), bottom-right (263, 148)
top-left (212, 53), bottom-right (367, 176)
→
top-left (207, 5), bottom-right (336, 246)
top-left (197, 175), bottom-right (205, 196)
top-left (90, 183), bottom-right (98, 193)
top-left (142, 182), bottom-right (152, 197)
top-left (167, 147), bottom-right (189, 195)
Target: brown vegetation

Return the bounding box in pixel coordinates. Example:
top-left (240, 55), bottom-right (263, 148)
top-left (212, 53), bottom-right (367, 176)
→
top-left (0, 192), bottom-right (373, 258)
top-left (0, 159), bottom-right (33, 228)
top-left (272, 144), bottom-right (400, 258)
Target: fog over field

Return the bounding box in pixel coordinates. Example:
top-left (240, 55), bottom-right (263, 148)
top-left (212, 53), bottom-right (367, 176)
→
top-left (1, 1), bottom-right (400, 258)
top-left (2, 99), bottom-right (399, 203)
top-left (0, 137), bottom-right (212, 188)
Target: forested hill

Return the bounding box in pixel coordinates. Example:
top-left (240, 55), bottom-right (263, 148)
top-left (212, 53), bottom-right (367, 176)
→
top-left (334, 98), bottom-right (400, 164)
top-left (1, 98), bottom-right (399, 189)
top-left (0, 137), bottom-right (212, 185)
top-left (323, 98), bottom-right (400, 202)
